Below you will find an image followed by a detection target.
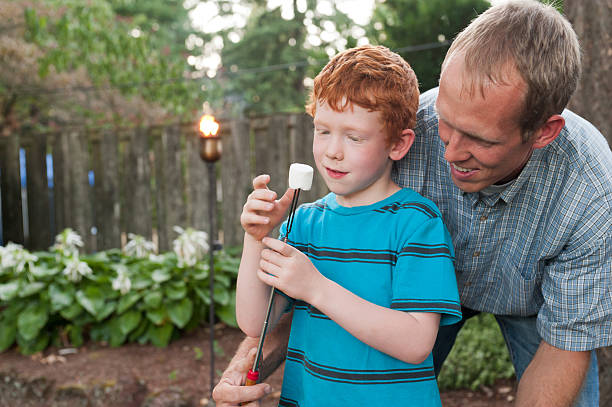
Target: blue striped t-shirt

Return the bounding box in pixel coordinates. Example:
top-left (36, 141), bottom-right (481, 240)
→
top-left (278, 188), bottom-right (461, 407)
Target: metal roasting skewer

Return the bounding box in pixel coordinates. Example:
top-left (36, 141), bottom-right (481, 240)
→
top-left (243, 188), bottom-right (301, 388)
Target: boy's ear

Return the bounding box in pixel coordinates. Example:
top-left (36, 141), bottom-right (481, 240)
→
top-left (389, 129), bottom-right (415, 161)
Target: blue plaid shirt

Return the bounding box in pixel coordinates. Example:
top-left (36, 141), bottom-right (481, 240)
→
top-left (393, 88), bottom-right (612, 351)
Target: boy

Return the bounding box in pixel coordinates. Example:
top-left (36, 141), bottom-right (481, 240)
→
top-left (236, 45), bottom-right (461, 406)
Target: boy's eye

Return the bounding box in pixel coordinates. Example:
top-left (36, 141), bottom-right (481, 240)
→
top-left (347, 134), bottom-right (362, 142)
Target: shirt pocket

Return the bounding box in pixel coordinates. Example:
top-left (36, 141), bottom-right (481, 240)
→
top-left (496, 252), bottom-right (542, 316)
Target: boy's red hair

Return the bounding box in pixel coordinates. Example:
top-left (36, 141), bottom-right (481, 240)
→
top-left (306, 45), bottom-right (419, 144)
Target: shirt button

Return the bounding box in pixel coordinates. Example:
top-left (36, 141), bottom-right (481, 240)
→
top-left (473, 251), bottom-right (480, 257)
top-left (464, 282), bottom-right (472, 287)
top-left (480, 215), bottom-right (488, 221)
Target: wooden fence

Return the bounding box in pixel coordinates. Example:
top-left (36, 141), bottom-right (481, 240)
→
top-left (0, 113), bottom-right (327, 253)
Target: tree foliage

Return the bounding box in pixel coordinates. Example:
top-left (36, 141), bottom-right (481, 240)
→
top-left (0, 0), bottom-right (202, 133)
top-left (207, 0), bottom-right (361, 116)
top-left (367, 0), bottom-right (490, 92)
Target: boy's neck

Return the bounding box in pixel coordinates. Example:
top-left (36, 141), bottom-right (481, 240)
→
top-left (335, 181), bottom-right (401, 208)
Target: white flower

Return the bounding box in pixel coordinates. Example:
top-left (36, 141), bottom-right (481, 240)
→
top-left (51, 228), bottom-right (84, 257)
top-left (148, 253), bottom-right (164, 263)
top-left (172, 226), bottom-right (209, 267)
top-left (0, 242), bottom-right (38, 274)
top-left (62, 257), bottom-right (92, 282)
top-left (124, 233), bottom-right (157, 258)
top-left (112, 266), bottom-right (131, 295)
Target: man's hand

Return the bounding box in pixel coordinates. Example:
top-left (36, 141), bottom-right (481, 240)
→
top-left (241, 175), bottom-right (294, 241)
top-left (212, 347), bottom-right (272, 407)
top-left (515, 341), bottom-right (591, 407)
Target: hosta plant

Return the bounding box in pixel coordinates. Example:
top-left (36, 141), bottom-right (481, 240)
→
top-left (0, 228), bottom-right (239, 355)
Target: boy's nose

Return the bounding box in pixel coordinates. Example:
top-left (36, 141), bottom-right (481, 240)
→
top-left (325, 137), bottom-right (344, 160)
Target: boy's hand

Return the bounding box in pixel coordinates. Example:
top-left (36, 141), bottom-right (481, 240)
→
top-left (257, 237), bottom-right (324, 304)
top-left (241, 175), bottom-right (294, 241)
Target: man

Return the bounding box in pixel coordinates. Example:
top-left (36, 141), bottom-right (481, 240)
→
top-left (213, 1), bottom-right (612, 406)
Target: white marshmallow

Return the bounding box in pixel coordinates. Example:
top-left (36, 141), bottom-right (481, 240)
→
top-left (288, 163), bottom-right (314, 190)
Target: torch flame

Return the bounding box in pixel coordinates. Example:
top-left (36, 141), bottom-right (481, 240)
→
top-left (199, 114), bottom-right (220, 138)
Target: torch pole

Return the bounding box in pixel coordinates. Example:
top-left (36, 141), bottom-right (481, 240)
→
top-left (207, 160), bottom-right (216, 400)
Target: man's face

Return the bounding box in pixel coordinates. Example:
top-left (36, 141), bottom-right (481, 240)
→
top-left (436, 56), bottom-right (537, 193)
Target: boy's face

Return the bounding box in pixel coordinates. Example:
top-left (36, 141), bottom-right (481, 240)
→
top-left (312, 101), bottom-right (398, 207)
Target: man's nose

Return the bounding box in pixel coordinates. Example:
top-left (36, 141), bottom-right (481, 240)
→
top-left (443, 131), bottom-right (470, 163)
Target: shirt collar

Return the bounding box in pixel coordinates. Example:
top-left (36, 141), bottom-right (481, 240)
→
top-left (460, 148), bottom-right (543, 207)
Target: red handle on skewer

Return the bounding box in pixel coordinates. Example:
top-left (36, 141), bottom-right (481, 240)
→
top-left (245, 369), bottom-right (259, 386)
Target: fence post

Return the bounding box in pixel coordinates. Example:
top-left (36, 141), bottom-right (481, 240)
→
top-left (91, 129), bottom-right (121, 250)
top-left (23, 129), bottom-right (52, 250)
top-left (122, 127), bottom-right (152, 241)
top-left (0, 134), bottom-right (24, 245)
top-left (68, 131), bottom-right (95, 252)
top-left (186, 123), bottom-right (211, 244)
top-left (220, 117), bottom-right (251, 248)
top-left (153, 125), bottom-right (186, 252)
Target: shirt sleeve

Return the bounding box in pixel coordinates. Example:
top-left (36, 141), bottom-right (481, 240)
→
top-left (537, 202), bottom-right (612, 351)
top-left (391, 217), bottom-right (462, 326)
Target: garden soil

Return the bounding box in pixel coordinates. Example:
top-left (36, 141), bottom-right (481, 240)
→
top-left (0, 324), bottom-right (516, 406)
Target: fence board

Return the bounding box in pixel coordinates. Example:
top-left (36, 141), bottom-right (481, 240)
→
top-left (122, 127), bottom-right (152, 240)
top-left (186, 126), bottom-right (211, 241)
top-left (68, 131), bottom-right (95, 251)
top-left (221, 118), bottom-right (251, 247)
top-left (253, 116), bottom-right (290, 194)
top-left (92, 130), bottom-right (121, 250)
top-left (51, 132), bottom-right (68, 234)
top-left (153, 125), bottom-right (186, 252)
top-left (0, 135), bottom-right (24, 244)
top-left (292, 113), bottom-right (324, 204)
top-left (23, 132), bottom-right (51, 250)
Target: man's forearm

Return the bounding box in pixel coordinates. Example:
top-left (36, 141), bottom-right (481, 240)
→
top-left (516, 341), bottom-right (591, 407)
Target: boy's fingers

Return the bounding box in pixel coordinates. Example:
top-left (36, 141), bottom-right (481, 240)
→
top-left (244, 198), bottom-right (274, 213)
top-left (262, 237), bottom-right (293, 256)
top-left (277, 188), bottom-right (295, 209)
top-left (252, 174), bottom-right (270, 190)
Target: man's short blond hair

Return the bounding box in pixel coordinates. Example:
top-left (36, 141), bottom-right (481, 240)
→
top-left (442, 0), bottom-right (581, 141)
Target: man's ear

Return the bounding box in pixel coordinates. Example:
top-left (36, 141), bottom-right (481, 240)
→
top-left (532, 115), bottom-right (565, 149)
top-left (389, 129), bottom-right (415, 161)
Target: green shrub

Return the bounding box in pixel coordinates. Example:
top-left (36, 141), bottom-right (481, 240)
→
top-left (437, 313), bottom-right (515, 390)
top-left (0, 228), bottom-right (240, 354)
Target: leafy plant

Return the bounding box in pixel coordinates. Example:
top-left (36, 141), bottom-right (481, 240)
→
top-left (0, 228), bottom-right (240, 355)
top-left (437, 313), bottom-right (515, 390)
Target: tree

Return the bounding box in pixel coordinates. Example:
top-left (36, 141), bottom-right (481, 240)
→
top-left (196, 0), bottom-right (360, 116)
top-left (366, 0), bottom-right (489, 92)
top-left (564, 2), bottom-right (612, 403)
top-left (0, 0), bottom-right (202, 133)
top-left (565, 0), bottom-right (611, 148)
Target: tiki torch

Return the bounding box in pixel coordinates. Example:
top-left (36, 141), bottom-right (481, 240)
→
top-left (244, 163), bottom-right (314, 387)
top-left (198, 114), bottom-right (221, 399)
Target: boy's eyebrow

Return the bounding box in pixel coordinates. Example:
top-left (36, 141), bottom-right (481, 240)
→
top-left (434, 104), bottom-right (500, 145)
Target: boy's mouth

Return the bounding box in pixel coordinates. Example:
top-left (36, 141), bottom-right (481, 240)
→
top-left (326, 167), bottom-right (348, 179)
